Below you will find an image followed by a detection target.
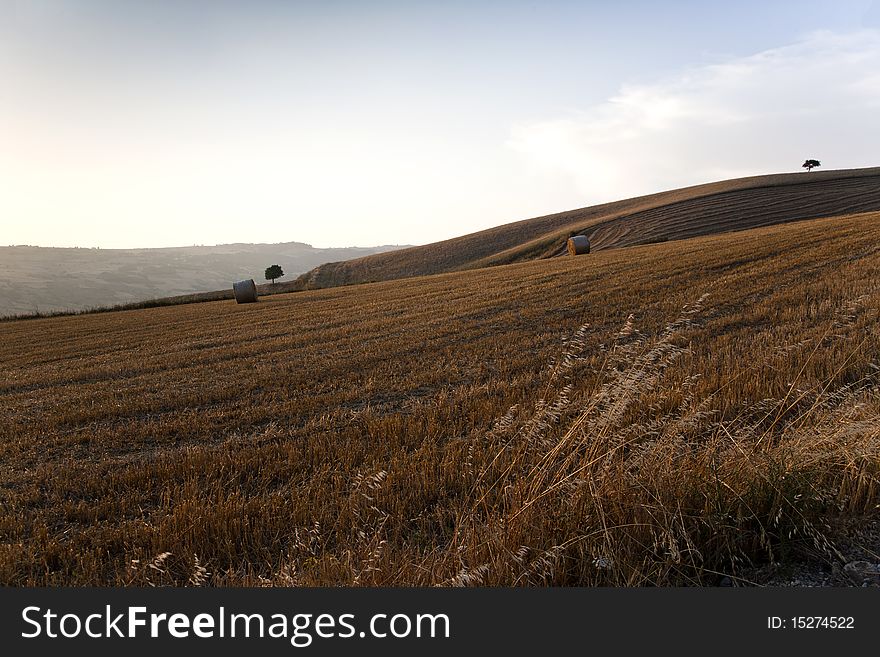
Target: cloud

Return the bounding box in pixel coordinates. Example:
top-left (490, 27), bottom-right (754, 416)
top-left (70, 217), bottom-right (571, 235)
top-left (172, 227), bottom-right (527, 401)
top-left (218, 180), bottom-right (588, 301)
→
top-left (507, 30), bottom-right (880, 202)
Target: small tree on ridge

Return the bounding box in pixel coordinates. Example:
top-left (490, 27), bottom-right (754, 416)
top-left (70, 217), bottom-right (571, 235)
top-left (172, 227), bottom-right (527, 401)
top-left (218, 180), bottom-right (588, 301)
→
top-left (265, 264), bottom-right (284, 284)
top-left (802, 159), bottom-right (821, 172)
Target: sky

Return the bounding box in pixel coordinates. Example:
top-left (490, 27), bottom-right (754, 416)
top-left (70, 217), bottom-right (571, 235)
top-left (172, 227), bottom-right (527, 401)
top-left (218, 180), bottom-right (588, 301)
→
top-left (2, 0), bottom-right (880, 249)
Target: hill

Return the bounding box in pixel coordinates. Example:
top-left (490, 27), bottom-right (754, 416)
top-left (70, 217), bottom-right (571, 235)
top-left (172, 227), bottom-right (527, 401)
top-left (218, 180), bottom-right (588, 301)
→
top-left (1, 210), bottom-right (878, 586)
top-left (296, 167), bottom-right (880, 289)
top-left (0, 241), bottom-right (407, 317)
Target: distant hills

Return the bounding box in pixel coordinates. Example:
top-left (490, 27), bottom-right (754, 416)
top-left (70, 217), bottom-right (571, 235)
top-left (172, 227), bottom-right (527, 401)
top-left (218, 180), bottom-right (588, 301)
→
top-left (0, 242), bottom-right (407, 316)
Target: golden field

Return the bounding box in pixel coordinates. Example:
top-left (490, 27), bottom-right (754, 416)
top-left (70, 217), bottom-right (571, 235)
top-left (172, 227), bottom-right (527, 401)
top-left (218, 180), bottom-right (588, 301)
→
top-left (1, 211), bottom-right (879, 585)
top-left (296, 167), bottom-right (880, 289)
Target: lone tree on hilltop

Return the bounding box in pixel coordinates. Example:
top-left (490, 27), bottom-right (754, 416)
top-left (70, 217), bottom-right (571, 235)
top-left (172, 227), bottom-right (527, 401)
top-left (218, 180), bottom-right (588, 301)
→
top-left (802, 159), bottom-right (821, 172)
top-left (265, 264), bottom-right (284, 284)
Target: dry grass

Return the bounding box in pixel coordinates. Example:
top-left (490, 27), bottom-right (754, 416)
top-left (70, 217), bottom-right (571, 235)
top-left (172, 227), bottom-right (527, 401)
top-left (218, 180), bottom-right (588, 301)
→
top-left (0, 211), bottom-right (878, 585)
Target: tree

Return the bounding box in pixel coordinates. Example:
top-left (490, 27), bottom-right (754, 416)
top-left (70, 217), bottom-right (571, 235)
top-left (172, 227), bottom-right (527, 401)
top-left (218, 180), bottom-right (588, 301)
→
top-left (265, 264), bottom-right (284, 284)
top-left (802, 159), bottom-right (821, 172)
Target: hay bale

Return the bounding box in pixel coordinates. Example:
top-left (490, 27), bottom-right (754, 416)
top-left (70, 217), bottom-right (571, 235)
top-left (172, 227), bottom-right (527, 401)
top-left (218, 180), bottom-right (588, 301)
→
top-left (567, 235), bottom-right (591, 255)
top-left (232, 279), bottom-right (258, 304)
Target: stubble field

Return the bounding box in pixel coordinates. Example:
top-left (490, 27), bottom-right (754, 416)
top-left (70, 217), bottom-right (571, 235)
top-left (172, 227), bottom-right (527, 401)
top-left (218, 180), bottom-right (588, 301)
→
top-left (1, 212), bottom-right (879, 585)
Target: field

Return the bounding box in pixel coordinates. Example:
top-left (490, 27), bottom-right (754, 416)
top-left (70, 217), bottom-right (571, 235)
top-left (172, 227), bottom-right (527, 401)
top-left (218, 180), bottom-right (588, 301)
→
top-left (297, 167), bottom-right (880, 290)
top-left (1, 211), bottom-right (879, 585)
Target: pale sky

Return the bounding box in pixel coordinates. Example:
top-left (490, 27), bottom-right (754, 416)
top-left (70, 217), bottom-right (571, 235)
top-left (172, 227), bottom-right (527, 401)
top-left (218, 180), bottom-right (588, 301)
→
top-left (2, 0), bottom-right (880, 249)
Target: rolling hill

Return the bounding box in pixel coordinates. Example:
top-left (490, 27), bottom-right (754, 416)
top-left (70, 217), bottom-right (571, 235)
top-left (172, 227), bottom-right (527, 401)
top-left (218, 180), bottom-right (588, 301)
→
top-left (295, 167), bottom-right (880, 289)
top-left (1, 208), bottom-right (878, 586)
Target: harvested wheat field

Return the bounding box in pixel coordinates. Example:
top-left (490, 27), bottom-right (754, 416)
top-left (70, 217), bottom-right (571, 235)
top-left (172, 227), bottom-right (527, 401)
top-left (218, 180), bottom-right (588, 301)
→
top-left (296, 167), bottom-right (880, 290)
top-left (1, 211), bottom-right (879, 586)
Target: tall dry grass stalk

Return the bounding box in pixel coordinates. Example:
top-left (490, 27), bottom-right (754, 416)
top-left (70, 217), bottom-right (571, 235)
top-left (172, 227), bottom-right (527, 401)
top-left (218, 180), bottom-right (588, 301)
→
top-left (435, 294), bottom-right (879, 585)
top-left (249, 294), bottom-right (878, 587)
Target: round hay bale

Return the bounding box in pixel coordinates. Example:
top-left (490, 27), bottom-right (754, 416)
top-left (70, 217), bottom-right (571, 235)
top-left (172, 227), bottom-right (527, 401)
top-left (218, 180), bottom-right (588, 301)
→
top-left (232, 279), bottom-right (258, 304)
top-left (567, 235), bottom-right (591, 255)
